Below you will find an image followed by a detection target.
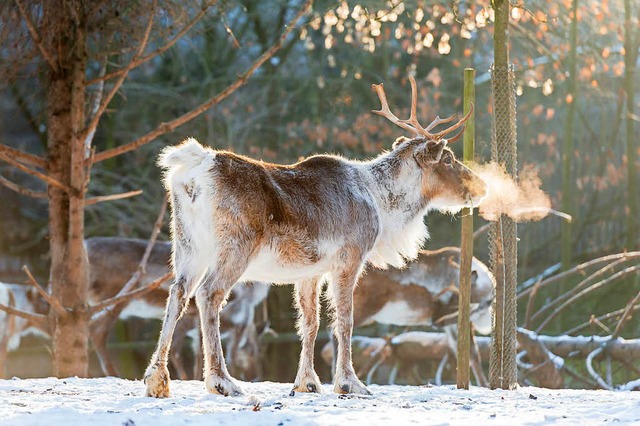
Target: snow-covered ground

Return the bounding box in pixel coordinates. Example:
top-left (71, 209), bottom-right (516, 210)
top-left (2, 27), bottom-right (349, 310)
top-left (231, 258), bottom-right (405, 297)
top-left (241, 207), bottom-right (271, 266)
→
top-left (1, 377), bottom-right (639, 425)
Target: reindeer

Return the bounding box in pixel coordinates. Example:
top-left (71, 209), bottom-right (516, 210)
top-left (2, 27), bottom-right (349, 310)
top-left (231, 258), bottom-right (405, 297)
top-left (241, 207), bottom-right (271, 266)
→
top-left (0, 238), bottom-right (269, 380)
top-left (144, 76), bottom-right (486, 398)
top-left (86, 237), bottom-right (269, 380)
top-left (328, 247), bottom-right (494, 385)
top-left (0, 283), bottom-right (49, 377)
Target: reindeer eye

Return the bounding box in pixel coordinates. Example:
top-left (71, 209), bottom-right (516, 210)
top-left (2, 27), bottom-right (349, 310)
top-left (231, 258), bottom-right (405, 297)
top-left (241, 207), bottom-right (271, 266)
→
top-left (443, 155), bottom-right (453, 166)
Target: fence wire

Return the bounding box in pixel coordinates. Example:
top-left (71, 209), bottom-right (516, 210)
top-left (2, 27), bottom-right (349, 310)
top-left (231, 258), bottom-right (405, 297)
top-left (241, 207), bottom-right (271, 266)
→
top-left (489, 64), bottom-right (519, 390)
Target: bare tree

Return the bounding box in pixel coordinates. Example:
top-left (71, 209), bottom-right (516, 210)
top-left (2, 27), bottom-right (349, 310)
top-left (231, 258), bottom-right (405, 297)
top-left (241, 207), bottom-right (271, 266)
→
top-left (0, 0), bottom-right (312, 377)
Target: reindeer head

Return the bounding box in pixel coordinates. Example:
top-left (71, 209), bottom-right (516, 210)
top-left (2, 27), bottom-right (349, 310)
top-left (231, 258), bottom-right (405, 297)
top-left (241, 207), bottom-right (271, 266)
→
top-left (372, 76), bottom-right (486, 212)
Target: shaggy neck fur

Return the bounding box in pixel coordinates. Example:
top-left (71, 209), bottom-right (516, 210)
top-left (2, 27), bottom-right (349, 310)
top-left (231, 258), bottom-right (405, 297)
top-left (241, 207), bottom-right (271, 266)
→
top-left (361, 148), bottom-right (432, 269)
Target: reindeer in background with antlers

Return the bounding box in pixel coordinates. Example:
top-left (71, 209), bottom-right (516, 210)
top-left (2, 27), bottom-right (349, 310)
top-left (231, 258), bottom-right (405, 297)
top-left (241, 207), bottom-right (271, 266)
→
top-left (144, 76), bottom-right (486, 398)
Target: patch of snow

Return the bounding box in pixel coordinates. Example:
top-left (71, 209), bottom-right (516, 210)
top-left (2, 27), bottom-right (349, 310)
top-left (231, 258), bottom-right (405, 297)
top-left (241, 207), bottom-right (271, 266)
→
top-left (1, 377), bottom-right (639, 425)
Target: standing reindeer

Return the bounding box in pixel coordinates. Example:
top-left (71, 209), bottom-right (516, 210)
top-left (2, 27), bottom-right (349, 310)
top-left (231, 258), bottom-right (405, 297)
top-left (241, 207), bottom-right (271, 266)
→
top-left (144, 76), bottom-right (486, 398)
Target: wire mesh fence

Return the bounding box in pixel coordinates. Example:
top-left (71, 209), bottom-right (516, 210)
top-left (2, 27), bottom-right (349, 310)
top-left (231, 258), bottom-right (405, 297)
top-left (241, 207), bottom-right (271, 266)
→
top-left (489, 63), bottom-right (519, 390)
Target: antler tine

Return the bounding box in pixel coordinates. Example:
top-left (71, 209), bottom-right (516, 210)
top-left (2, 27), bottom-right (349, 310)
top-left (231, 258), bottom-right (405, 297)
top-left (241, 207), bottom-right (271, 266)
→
top-left (399, 75), bottom-right (428, 135)
top-left (372, 83), bottom-right (420, 135)
top-left (431, 103), bottom-right (474, 140)
top-left (425, 113), bottom-right (458, 132)
top-left (444, 125), bottom-right (465, 144)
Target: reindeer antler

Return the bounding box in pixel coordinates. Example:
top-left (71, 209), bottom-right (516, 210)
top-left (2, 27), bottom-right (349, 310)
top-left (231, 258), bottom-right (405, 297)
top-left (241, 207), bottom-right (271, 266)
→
top-left (372, 75), bottom-right (474, 142)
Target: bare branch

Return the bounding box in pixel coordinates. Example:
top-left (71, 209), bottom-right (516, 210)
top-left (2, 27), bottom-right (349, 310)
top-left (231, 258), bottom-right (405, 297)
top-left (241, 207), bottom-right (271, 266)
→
top-left (82, 1), bottom-right (156, 142)
top-left (531, 257), bottom-right (630, 324)
top-left (85, 1), bottom-right (217, 86)
top-left (0, 174), bottom-right (47, 199)
top-left (89, 272), bottom-right (172, 315)
top-left (84, 189), bottom-right (143, 206)
top-left (15, 0), bottom-right (58, 71)
top-left (92, 0), bottom-right (313, 164)
top-left (0, 153), bottom-right (73, 194)
top-left (22, 265), bottom-right (66, 317)
top-left (139, 197), bottom-right (168, 275)
top-left (518, 251), bottom-right (640, 300)
top-left (0, 144), bottom-right (46, 169)
top-left (564, 305), bottom-right (640, 336)
top-left (91, 198), bottom-right (168, 321)
top-left (612, 284), bottom-right (640, 338)
top-left (535, 265), bottom-right (640, 332)
top-left (0, 302), bottom-right (47, 330)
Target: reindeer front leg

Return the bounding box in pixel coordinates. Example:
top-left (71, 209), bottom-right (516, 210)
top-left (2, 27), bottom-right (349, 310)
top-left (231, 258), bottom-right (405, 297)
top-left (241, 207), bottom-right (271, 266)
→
top-left (292, 278), bottom-right (323, 393)
top-left (330, 263), bottom-right (371, 395)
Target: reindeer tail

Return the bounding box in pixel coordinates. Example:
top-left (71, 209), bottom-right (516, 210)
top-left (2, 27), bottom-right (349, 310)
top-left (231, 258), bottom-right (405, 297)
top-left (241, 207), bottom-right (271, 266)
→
top-left (157, 137), bottom-right (211, 170)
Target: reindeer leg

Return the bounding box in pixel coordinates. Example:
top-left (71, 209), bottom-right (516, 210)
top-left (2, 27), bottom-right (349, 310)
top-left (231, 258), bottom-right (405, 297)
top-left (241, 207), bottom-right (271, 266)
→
top-left (196, 255), bottom-right (250, 397)
top-left (196, 285), bottom-right (243, 396)
top-left (330, 260), bottom-right (370, 395)
top-left (292, 278), bottom-right (323, 393)
top-left (144, 270), bottom-right (202, 397)
top-left (90, 317), bottom-right (120, 377)
top-left (170, 314), bottom-right (194, 380)
top-left (470, 327), bottom-right (488, 386)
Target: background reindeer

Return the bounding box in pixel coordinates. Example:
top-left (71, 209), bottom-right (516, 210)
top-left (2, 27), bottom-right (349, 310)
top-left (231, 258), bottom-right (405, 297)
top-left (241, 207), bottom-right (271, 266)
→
top-left (144, 76), bottom-right (485, 398)
top-left (0, 238), bottom-right (269, 380)
top-left (87, 237), bottom-right (269, 380)
top-left (0, 283), bottom-right (49, 377)
top-left (327, 247), bottom-right (495, 386)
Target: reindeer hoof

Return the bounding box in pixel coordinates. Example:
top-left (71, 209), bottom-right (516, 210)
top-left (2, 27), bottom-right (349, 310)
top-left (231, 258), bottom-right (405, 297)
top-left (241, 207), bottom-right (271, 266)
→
top-left (292, 371), bottom-right (322, 394)
top-left (144, 364), bottom-right (171, 398)
top-left (206, 375), bottom-right (244, 397)
top-left (334, 378), bottom-right (371, 396)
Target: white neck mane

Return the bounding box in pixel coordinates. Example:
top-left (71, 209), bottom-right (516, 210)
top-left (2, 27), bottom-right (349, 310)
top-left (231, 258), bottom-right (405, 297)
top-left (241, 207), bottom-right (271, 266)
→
top-left (360, 154), bottom-right (431, 269)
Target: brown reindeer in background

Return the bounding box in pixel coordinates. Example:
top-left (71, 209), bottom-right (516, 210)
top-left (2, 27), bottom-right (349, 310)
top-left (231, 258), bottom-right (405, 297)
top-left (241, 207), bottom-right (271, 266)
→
top-left (0, 238), bottom-right (269, 380)
top-left (144, 76), bottom-right (485, 398)
top-left (87, 237), bottom-right (269, 380)
top-left (328, 247), bottom-right (495, 386)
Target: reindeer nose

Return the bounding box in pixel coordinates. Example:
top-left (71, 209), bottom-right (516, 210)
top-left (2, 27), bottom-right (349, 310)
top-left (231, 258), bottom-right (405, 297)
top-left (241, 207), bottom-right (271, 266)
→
top-left (464, 173), bottom-right (487, 200)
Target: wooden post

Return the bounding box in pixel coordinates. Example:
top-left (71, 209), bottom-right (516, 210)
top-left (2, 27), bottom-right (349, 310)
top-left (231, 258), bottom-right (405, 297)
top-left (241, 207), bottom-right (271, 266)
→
top-left (457, 68), bottom-right (475, 389)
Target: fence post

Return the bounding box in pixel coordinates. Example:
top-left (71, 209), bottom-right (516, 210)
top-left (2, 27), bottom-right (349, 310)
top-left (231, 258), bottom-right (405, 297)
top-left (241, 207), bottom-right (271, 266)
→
top-left (457, 68), bottom-right (476, 390)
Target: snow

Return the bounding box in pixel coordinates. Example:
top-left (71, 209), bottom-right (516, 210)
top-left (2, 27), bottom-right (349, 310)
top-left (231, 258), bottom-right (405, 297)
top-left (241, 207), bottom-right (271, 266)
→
top-left (1, 377), bottom-right (640, 425)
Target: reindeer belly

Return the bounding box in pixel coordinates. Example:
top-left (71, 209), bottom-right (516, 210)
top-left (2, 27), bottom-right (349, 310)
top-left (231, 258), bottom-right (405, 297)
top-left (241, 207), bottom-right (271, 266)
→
top-left (239, 246), bottom-right (332, 283)
top-left (370, 300), bottom-right (433, 326)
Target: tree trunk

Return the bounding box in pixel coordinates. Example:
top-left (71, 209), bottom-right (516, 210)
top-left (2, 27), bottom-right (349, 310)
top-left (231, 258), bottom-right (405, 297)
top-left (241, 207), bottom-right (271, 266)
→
top-left (624, 0), bottom-right (638, 250)
top-left (561, 0), bottom-right (579, 269)
top-left (46, 2), bottom-right (90, 377)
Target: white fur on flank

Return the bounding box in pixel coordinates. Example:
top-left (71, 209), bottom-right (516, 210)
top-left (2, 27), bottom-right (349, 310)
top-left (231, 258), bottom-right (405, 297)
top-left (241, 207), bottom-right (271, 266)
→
top-left (120, 299), bottom-right (166, 321)
top-left (370, 300), bottom-right (429, 326)
top-left (0, 283), bottom-right (48, 352)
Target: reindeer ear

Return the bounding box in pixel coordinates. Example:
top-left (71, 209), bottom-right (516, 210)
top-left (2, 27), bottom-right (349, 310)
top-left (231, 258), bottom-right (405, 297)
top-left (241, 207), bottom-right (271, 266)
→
top-left (392, 136), bottom-right (410, 150)
top-left (415, 140), bottom-right (446, 164)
